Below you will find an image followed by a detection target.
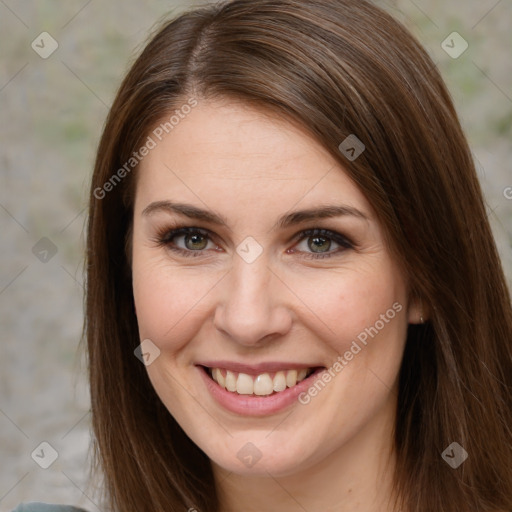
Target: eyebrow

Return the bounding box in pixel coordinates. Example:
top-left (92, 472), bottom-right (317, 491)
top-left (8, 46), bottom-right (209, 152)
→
top-left (141, 200), bottom-right (368, 230)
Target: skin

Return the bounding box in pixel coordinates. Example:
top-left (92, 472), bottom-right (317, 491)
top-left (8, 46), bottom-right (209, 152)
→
top-left (131, 97), bottom-right (422, 512)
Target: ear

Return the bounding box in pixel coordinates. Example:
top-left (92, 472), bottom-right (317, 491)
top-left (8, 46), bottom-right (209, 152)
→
top-left (407, 295), bottom-right (427, 324)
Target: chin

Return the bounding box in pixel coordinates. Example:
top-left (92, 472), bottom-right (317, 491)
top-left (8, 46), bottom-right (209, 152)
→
top-left (201, 430), bottom-right (320, 477)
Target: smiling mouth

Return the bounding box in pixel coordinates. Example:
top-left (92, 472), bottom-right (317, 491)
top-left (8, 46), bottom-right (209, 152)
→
top-left (202, 366), bottom-right (322, 396)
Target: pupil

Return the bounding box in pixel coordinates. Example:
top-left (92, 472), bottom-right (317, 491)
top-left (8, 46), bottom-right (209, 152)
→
top-left (309, 236), bottom-right (330, 253)
top-left (186, 233), bottom-right (207, 250)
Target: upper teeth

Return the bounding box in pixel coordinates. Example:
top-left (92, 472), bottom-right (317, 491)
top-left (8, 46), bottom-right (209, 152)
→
top-left (210, 368), bottom-right (312, 396)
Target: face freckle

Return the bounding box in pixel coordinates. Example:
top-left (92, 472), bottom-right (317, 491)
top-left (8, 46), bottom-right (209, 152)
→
top-left (130, 98), bottom-right (417, 481)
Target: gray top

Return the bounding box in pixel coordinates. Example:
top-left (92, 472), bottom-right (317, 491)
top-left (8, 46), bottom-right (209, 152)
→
top-left (12, 504), bottom-right (88, 512)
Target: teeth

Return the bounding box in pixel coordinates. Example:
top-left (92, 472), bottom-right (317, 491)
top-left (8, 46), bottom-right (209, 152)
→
top-left (225, 370), bottom-right (237, 392)
top-left (297, 368), bottom-right (308, 381)
top-left (212, 368), bottom-right (225, 388)
top-left (210, 367), bottom-right (313, 396)
top-left (254, 373), bottom-right (274, 396)
top-left (273, 371), bottom-right (287, 392)
top-left (286, 369), bottom-right (298, 388)
top-left (236, 373), bottom-right (254, 395)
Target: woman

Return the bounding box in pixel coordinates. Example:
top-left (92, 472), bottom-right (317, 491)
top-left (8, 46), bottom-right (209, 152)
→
top-left (14, 0), bottom-right (512, 511)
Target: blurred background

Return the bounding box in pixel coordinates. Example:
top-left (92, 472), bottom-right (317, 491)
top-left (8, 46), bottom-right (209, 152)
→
top-left (0, 0), bottom-right (510, 510)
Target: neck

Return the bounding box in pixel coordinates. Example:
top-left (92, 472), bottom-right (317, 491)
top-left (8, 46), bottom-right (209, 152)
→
top-left (212, 394), bottom-right (400, 512)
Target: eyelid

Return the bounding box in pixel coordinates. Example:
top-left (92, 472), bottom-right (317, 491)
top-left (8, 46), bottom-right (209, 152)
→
top-left (157, 225), bottom-right (211, 243)
top-left (289, 228), bottom-right (354, 248)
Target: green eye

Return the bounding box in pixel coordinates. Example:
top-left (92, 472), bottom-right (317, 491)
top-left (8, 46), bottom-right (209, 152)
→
top-left (157, 226), bottom-right (353, 259)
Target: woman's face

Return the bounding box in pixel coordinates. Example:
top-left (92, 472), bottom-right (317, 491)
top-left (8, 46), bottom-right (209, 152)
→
top-left (132, 98), bottom-right (420, 477)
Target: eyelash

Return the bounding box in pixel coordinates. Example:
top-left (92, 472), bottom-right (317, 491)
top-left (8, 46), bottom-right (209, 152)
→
top-left (154, 226), bottom-right (354, 260)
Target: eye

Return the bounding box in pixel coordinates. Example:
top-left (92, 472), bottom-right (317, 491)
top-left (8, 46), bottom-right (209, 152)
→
top-left (290, 228), bottom-right (353, 259)
top-left (154, 226), bottom-right (353, 259)
top-left (155, 227), bottom-right (218, 257)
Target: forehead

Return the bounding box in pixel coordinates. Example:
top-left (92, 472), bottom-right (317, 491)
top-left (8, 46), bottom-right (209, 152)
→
top-left (135, 99), bottom-right (373, 220)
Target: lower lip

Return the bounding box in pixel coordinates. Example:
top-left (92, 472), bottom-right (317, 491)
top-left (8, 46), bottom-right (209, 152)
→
top-left (197, 365), bottom-right (325, 416)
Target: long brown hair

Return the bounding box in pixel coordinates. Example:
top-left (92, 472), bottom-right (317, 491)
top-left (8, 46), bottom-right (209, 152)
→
top-left (84, 0), bottom-right (512, 510)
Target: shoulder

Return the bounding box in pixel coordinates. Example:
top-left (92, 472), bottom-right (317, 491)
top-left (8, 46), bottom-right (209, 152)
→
top-left (11, 503), bottom-right (88, 512)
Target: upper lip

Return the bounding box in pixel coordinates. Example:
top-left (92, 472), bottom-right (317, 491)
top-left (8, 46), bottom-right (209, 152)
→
top-left (196, 360), bottom-right (324, 375)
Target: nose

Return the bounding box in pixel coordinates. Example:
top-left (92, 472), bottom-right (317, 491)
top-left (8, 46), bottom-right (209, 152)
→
top-left (213, 255), bottom-right (292, 347)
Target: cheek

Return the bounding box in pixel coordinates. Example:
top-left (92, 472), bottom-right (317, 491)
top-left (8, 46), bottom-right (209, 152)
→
top-left (292, 259), bottom-right (406, 350)
top-left (324, 268), bottom-right (408, 407)
top-left (132, 251), bottom-right (221, 351)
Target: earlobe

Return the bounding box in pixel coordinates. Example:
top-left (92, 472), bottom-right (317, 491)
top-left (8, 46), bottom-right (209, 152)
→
top-left (408, 296), bottom-right (427, 324)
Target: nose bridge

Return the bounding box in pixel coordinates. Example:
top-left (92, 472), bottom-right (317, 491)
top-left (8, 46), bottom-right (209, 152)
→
top-left (214, 253), bottom-right (290, 345)
top-left (233, 254), bottom-right (272, 306)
